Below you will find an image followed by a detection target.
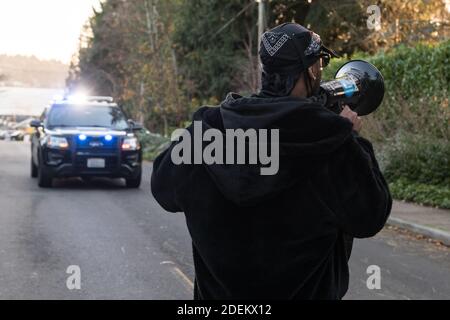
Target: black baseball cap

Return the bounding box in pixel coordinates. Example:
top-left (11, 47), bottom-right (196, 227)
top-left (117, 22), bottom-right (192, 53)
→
top-left (260, 23), bottom-right (339, 76)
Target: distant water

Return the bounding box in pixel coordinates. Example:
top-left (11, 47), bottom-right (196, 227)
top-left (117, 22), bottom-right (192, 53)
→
top-left (0, 87), bottom-right (64, 116)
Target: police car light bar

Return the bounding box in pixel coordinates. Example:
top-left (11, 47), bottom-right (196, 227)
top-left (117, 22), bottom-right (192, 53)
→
top-left (64, 95), bottom-right (114, 104)
top-left (86, 96), bottom-right (114, 103)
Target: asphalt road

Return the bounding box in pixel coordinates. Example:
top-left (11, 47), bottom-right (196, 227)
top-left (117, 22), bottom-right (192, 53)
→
top-left (0, 140), bottom-right (448, 300)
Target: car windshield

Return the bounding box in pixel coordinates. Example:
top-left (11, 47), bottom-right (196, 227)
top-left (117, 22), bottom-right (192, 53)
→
top-left (46, 104), bottom-right (129, 130)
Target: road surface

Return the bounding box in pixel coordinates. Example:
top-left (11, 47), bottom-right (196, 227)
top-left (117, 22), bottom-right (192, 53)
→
top-left (0, 140), bottom-right (448, 300)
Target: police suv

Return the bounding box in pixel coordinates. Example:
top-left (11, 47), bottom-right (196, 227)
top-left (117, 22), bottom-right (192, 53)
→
top-left (30, 96), bottom-right (143, 188)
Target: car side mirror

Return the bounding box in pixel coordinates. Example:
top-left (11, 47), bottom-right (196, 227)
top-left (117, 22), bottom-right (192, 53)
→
top-left (132, 122), bottom-right (144, 131)
top-left (128, 119), bottom-right (143, 131)
top-left (30, 120), bottom-right (42, 128)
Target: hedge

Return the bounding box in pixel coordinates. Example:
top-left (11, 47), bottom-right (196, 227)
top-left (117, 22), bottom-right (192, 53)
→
top-left (389, 179), bottom-right (450, 209)
top-left (323, 40), bottom-right (449, 143)
top-left (139, 132), bottom-right (171, 161)
top-left (381, 133), bottom-right (449, 187)
top-left (323, 41), bottom-right (449, 208)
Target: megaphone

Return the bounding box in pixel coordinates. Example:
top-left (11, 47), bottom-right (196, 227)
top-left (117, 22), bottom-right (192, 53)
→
top-left (318, 60), bottom-right (385, 116)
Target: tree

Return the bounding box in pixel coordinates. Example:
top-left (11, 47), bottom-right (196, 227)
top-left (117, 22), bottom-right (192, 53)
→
top-left (173, 0), bottom-right (258, 100)
top-left (67, 0), bottom-right (187, 135)
top-left (302, 0), bottom-right (370, 54)
top-left (269, 0), bottom-right (449, 54)
top-left (67, 0), bottom-right (129, 97)
top-left (362, 0), bottom-right (449, 51)
top-left (174, 0), bottom-right (448, 101)
top-left (173, 0), bottom-right (371, 100)
top-left (68, 0), bottom-right (449, 135)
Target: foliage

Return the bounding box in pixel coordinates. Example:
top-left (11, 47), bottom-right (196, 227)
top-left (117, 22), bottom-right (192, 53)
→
top-left (69, 0), bottom-right (448, 134)
top-left (271, 0), bottom-right (449, 55)
top-left (139, 131), bottom-right (171, 161)
top-left (302, 0), bottom-right (370, 55)
top-left (380, 133), bottom-right (450, 187)
top-left (67, 0), bottom-right (188, 135)
top-left (382, 133), bottom-right (450, 209)
top-left (174, 0), bottom-right (449, 101)
top-left (173, 0), bottom-right (372, 100)
top-left (362, 0), bottom-right (449, 51)
top-left (323, 40), bottom-right (450, 143)
top-left (173, 0), bottom-right (258, 100)
top-left (380, 125), bottom-right (450, 210)
top-left (322, 41), bottom-right (449, 208)
top-left (389, 179), bottom-right (450, 209)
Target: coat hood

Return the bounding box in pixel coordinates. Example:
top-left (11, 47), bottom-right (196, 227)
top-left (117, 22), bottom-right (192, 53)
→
top-left (194, 92), bottom-right (353, 206)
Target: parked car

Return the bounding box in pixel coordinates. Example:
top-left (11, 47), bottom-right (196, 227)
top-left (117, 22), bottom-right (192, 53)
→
top-left (30, 96), bottom-right (143, 188)
top-left (10, 130), bottom-right (24, 141)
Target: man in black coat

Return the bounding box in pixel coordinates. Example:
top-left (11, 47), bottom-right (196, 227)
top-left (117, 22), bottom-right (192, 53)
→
top-left (151, 23), bottom-right (392, 300)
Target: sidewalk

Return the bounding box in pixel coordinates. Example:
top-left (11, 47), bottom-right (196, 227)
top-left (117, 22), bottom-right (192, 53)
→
top-left (388, 201), bottom-right (450, 245)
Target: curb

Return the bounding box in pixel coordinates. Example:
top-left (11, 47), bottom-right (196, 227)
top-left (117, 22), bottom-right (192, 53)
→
top-left (387, 217), bottom-right (450, 246)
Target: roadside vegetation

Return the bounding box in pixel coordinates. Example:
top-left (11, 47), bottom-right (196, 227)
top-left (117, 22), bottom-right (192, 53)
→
top-left (323, 41), bottom-right (449, 208)
top-left (67, 0), bottom-right (449, 208)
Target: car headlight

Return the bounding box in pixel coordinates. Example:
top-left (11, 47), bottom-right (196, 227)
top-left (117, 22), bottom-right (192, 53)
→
top-left (46, 136), bottom-right (69, 149)
top-left (122, 137), bottom-right (140, 151)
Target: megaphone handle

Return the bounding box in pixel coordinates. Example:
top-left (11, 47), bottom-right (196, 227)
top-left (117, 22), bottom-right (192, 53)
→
top-left (328, 102), bottom-right (344, 114)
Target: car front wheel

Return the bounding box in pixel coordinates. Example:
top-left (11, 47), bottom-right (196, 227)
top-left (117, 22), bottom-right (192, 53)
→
top-left (38, 165), bottom-right (53, 188)
top-left (31, 158), bottom-right (38, 178)
top-left (125, 171), bottom-right (142, 189)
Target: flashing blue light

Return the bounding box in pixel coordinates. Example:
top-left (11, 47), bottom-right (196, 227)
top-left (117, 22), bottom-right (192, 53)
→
top-left (105, 134), bottom-right (113, 141)
top-left (79, 134), bottom-right (87, 141)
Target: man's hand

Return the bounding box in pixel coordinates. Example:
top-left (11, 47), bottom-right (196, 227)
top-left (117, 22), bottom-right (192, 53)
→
top-left (340, 105), bottom-right (362, 132)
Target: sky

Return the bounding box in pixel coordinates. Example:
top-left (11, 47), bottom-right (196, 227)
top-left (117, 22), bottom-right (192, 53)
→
top-left (0, 0), bottom-right (448, 64)
top-left (0, 0), bottom-right (101, 64)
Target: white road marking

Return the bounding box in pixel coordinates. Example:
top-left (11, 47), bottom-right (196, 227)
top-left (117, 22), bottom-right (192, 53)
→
top-left (171, 266), bottom-right (194, 290)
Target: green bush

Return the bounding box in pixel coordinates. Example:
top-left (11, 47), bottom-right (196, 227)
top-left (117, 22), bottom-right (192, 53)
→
top-left (138, 132), bottom-right (171, 161)
top-left (381, 133), bottom-right (450, 187)
top-left (389, 179), bottom-right (450, 209)
top-left (323, 40), bottom-right (450, 143)
top-left (379, 133), bottom-right (450, 209)
top-left (324, 41), bottom-right (450, 208)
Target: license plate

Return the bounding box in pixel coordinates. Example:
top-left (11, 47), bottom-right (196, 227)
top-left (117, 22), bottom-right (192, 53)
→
top-left (87, 158), bottom-right (105, 168)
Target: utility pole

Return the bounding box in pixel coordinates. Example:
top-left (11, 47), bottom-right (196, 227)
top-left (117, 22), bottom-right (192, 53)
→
top-left (257, 0), bottom-right (266, 89)
top-left (258, 0), bottom-right (266, 47)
